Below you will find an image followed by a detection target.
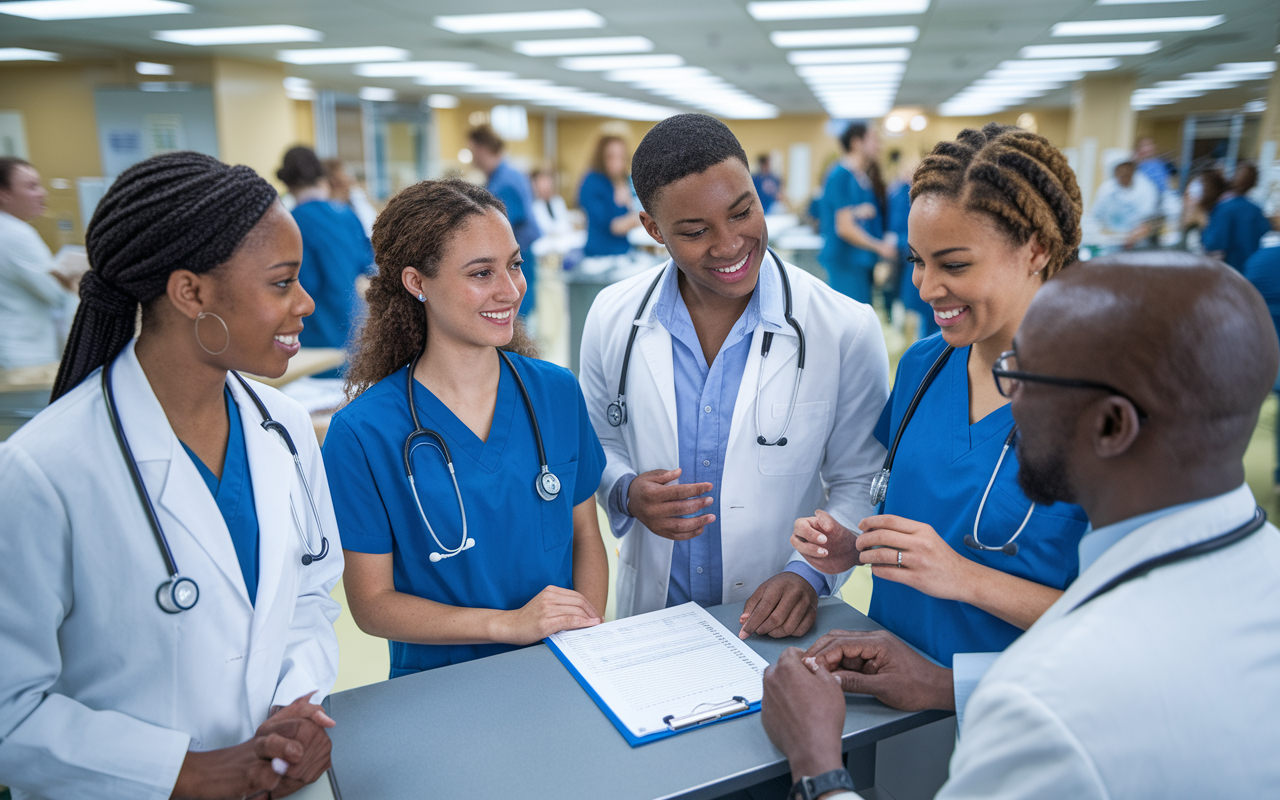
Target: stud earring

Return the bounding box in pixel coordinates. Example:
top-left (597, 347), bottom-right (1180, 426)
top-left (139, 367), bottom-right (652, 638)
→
top-left (418, 293), bottom-right (426, 302)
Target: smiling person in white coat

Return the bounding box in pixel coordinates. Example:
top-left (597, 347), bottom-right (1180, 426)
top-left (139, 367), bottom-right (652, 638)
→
top-left (0, 152), bottom-right (344, 800)
top-left (762, 252), bottom-right (1280, 799)
top-left (580, 114), bottom-right (889, 637)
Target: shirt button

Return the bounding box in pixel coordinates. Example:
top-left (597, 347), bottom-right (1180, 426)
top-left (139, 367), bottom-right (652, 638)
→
top-left (704, 405), bottom-right (712, 413)
top-left (702, 459), bottom-right (710, 466)
top-left (697, 567), bottom-right (704, 574)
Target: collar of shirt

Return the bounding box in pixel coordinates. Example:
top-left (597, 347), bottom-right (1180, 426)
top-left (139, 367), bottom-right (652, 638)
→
top-left (648, 252), bottom-right (783, 345)
top-left (1076, 486), bottom-right (1244, 572)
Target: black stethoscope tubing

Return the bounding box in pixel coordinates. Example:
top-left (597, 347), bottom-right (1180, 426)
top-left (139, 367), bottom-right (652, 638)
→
top-left (103, 360), bottom-right (329, 615)
top-left (606, 247), bottom-right (806, 447)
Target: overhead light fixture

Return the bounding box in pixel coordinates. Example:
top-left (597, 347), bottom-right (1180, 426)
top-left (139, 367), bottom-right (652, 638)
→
top-left (434, 9), bottom-right (605, 34)
top-left (135, 61), bottom-right (173, 74)
top-left (996, 58), bottom-right (1120, 72)
top-left (558, 54), bottom-right (684, 71)
top-left (354, 61), bottom-right (476, 77)
top-left (512, 36), bottom-right (652, 56)
top-left (1215, 62), bottom-right (1276, 74)
top-left (909, 114), bottom-right (927, 130)
top-left (1097, 0), bottom-right (1207, 4)
top-left (786, 47), bottom-right (911, 64)
top-left (154, 25), bottom-right (323, 45)
top-left (359, 86), bottom-right (396, 102)
top-left (278, 47), bottom-right (410, 65)
top-left (747, 0), bottom-right (928, 21)
top-left (413, 70), bottom-right (519, 86)
top-left (0, 0), bottom-right (190, 19)
top-left (770, 26), bottom-right (919, 48)
top-left (1242, 99), bottom-right (1266, 113)
top-left (0, 48), bottom-right (60, 61)
top-left (1019, 41), bottom-right (1160, 58)
top-left (283, 76), bottom-right (315, 100)
top-left (427, 94), bottom-right (460, 108)
top-left (1051, 16), bottom-right (1224, 36)
top-left (796, 63), bottom-right (905, 78)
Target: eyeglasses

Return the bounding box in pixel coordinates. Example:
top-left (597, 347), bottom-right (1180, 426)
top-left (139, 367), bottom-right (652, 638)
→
top-left (992, 351), bottom-right (1149, 419)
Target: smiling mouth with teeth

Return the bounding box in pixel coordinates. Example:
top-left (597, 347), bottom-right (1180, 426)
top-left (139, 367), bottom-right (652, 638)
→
top-left (480, 309), bottom-right (512, 320)
top-left (274, 334), bottom-right (298, 345)
top-left (936, 307), bottom-right (966, 320)
top-left (713, 253), bottom-right (750, 274)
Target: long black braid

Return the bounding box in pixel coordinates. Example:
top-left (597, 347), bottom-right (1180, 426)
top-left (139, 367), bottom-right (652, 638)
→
top-left (51, 151), bottom-right (279, 401)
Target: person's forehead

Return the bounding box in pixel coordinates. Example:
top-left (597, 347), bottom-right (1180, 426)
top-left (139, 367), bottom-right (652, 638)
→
top-left (653, 159), bottom-right (752, 215)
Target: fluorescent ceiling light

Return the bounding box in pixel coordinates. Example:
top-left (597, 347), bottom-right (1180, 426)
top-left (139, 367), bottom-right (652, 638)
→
top-left (427, 94), bottom-right (459, 108)
top-left (796, 63), bottom-right (905, 78)
top-left (513, 36), bottom-right (652, 56)
top-left (135, 61), bottom-right (172, 74)
top-left (770, 26), bottom-right (918, 48)
top-left (604, 66), bottom-right (713, 82)
top-left (1182, 71), bottom-right (1252, 82)
top-left (354, 61), bottom-right (475, 77)
top-left (413, 70), bottom-right (519, 86)
top-left (558, 54), bottom-right (683, 71)
top-left (1215, 62), bottom-right (1276, 74)
top-left (434, 9), bottom-right (604, 34)
top-left (359, 87), bottom-right (396, 102)
top-left (997, 58), bottom-right (1120, 72)
top-left (0, 48), bottom-right (60, 61)
top-left (1097, 0), bottom-right (1205, 4)
top-left (786, 47), bottom-right (910, 64)
top-left (0, 0), bottom-right (190, 19)
top-left (154, 25), bottom-right (322, 45)
top-left (747, 0), bottom-right (927, 21)
top-left (1019, 41), bottom-right (1159, 58)
top-left (1052, 16), bottom-right (1223, 36)
top-left (278, 47), bottom-right (410, 65)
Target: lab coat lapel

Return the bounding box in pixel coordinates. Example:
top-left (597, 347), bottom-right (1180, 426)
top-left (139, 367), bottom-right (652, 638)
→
top-left (730, 257), bottom-right (804, 438)
top-left (113, 344), bottom-right (252, 608)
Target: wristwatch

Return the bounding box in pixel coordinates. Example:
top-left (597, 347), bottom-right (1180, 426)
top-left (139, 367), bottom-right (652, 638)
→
top-left (788, 768), bottom-right (856, 800)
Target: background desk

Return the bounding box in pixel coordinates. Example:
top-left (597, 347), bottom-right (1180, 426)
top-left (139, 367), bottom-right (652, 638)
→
top-left (323, 597), bottom-right (953, 800)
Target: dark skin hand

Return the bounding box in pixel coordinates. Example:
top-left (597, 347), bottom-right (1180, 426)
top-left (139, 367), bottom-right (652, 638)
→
top-left (739, 570), bottom-right (819, 640)
top-left (762, 648), bottom-right (847, 782)
top-left (804, 630), bottom-right (955, 712)
top-left (629, 467), bottom-right (715, 541)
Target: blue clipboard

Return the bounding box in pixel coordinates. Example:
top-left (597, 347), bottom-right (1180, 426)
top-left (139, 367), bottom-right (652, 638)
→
top-left (544, 637), bottom-right (762, 747)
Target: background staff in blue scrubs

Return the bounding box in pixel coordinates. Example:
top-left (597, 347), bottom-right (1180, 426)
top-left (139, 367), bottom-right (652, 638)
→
top-left (792, 124), bottom-right (1090, 711)
top-left (817, 123), bottom-right (897, 305)
top-left (326, 178), bottom-right (608, 677)
top-left (468, 125), bottom-right (542, 320)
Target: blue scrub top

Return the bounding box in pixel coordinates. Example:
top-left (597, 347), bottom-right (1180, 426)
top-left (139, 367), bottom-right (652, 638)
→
top-left (487, 161), bottom-right (543, 317)
top-left (180, 386), bottom-right (260, 604)
top-left (292, 199), bottom-right (375, 353)
top-left (818, 163), bottom-right (883, 303)
top-left (1202, 195), bottom-right (1271, 272)
top-left (322, 353), bottom-right (605, 676)
top-left (579, 171), bottom-right (632, 257)
top-left (870, 335), bottom-right (1089, 667)
top-left (1244, 246), bottom-right (1280, 391)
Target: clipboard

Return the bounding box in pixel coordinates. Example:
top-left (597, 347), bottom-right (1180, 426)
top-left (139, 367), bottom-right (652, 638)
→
top-left (545, 603), bottom-right (767, 747)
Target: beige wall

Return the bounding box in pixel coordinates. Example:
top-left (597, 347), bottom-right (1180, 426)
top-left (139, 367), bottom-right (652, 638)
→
top-left (1259, 57), bottom-right (1280, 160)
top-left (292, 99), bottom-right (315, 148)
top-left (1068, 73), bottom-right (1138, 209)
top-left (211, 58), bottom-right (293, 191)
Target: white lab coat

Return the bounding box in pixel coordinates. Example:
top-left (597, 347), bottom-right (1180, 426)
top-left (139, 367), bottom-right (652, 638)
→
top-left (0, 210), bottom-right (65, 369)
top-left (940, 484), bottom-right (1280, 799)
top-left (0, 341), bottom-right (344, 800)
top-left (580, 253), bottom-right (889, 617)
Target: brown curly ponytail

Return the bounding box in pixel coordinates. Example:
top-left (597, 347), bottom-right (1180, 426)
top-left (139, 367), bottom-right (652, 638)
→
top-left (910, 122), bottom-right (1082, 279)
top-left (343, 178), bottom-right (537, 400)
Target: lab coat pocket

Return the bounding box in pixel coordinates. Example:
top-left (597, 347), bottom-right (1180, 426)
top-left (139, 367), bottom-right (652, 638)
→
top-left (758, 401), bottom-right (831, 476)
top-left (541, 460), bottom-right (579, 551)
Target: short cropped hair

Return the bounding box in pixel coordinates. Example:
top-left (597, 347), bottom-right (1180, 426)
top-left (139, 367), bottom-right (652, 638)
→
top-left (631, 113), bottom-right (748, 213)
top-left (0, 156), bottom-right (33, 190)
top-left (468, 124), bottom-right (505, 155)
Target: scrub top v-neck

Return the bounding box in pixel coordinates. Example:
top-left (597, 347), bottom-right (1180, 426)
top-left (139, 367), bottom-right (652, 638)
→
top-left (869, 334), bottom-right (1088, 667)
top-left (323, 353), bottom-right (605, 676)
top-left (180, 386), bottom-right (260, 605)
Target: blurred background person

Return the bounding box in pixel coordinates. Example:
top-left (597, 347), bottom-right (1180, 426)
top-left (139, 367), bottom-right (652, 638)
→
top-left (817, 123), bottom-right (896, 305)
top-left (0, 157), bottom-right (73, 370)
top-left (1134, 136), bottom-right (1173, 191)
top-left (577, 134), bottom-right (642, 272)
top-left (1243, 240), bottom-right (1280, 490)
top-left (323, 157), bottom-right (377, 238)
top-left (886, 154), bottom-right (938, 339)
top-left (531, 167), bottom-right (583, 269)
top-left (1182, 167), bottom-right (1226, 248)
top-left (1203, 162), bottom-right (1272, 271)
top-left (469, 124), bottom-right (541, 321)
top-left (1091, 160), bottom-right (1160, 250)
top-left (276, 145), bottom-right (375, 366)
top-left (752, 153), bottom-right (782, 214)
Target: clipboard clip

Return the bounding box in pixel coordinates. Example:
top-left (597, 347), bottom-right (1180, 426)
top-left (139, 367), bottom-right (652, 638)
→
top-left (662, 696), bottom-right (750, 732)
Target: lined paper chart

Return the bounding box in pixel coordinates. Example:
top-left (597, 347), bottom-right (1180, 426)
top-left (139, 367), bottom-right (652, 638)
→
top-left (546, 602), bottom-right (770, 746)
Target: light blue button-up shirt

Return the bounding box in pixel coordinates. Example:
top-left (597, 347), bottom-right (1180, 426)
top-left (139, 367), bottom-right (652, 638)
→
top-left (606, 261), bottom-right (828, 606)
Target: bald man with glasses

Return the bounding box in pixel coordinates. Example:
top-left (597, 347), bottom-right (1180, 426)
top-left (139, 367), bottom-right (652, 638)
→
top-left (761, 252), bottom-right (1280, 800)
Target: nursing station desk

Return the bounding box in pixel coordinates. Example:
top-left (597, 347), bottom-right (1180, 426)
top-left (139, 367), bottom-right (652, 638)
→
top-left (321, 597), bottom-right (955, 800)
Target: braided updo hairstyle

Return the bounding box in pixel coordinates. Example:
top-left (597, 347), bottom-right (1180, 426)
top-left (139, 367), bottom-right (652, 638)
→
top-left (910, 123), bottom-right (1082, 278)
top-left (343, 178), bottom-right (537, 401)
top-left (51, 151), bottom-right (279, 401)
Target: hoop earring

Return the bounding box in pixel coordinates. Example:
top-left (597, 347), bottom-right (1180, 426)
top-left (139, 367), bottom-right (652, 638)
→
top-left (194, 312), bottom-right (230, 356)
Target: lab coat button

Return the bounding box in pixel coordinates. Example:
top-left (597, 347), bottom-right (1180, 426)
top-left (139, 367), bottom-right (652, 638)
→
top-left (697, 567), bottom-right (704, 574)
top-left (704, 405), bottom-right (712, 413)
top-left (702, 459), bottom-right (710, 466)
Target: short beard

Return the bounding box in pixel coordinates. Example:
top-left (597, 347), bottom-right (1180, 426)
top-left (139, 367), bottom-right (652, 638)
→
top-left (1017, 437), bottom-right (1075, 507)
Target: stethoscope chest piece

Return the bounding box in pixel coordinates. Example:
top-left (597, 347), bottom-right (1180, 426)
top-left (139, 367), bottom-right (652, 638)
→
top-left (606, 401), bottom-right (624, 428)
top-left (537, 469), bottom-right (562, 502)
top-left (869, 468), bottom-right (891, 506)
top-left (157, 576), bottom-right (199, 614)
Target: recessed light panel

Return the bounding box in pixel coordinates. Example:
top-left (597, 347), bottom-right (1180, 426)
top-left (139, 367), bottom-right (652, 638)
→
top-left (558, 54), bottom-right (684, 71)
top-left (136, 61), bottom-right (173, 74)
top-left (1019, 42), bottom-right (1160, 58)
top-left (354, 61), bottom-right (476, 77)
top-left (434, 9), bottom-right (605, 34)
top-left (0, 0), bottom-right (190, 19)
top-left (1051, 16), bottom-right (1223, 36)
top-left (513, 36), bottom-right (653, 56)
top-left (786, 47), bottom-right (911, 64)
top-left (770, 26), bottom-right (919, 47)
top-left (154, 25), bottom-right (323, 45)
top-left (358, 87), bottom-right (396, 102)
top-left (747, 0), bottom-right (927, 21)
top-left (278, 47), bottom-right (410, 65)
top-left (0, 48), bottom-right (60, 61)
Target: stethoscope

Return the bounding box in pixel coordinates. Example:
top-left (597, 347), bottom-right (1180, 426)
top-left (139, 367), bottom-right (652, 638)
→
top-left (869, 345), bottom-right (1034, 556)
top-left (606, 247), bottom-right (806, 447)
top-left (404, 348), bottom-right (560, 563)
top-left (103, 362), bottom-right (329, 615)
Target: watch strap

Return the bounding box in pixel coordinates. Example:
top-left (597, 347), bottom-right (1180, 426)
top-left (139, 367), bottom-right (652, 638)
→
top-left (788, 768), bottom-right (856, 800)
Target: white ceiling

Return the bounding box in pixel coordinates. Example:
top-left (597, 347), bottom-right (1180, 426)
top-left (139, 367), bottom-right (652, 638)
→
top-left (0, 0), bottom-right (1276, 118)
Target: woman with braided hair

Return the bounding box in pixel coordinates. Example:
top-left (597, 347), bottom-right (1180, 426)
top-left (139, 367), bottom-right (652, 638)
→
top-left (0, 151), bottom-right (344, 799)
top-left (790, 123), bottom-right (1090, 714)
top-left (322, 178), bottom-right (608, 677)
